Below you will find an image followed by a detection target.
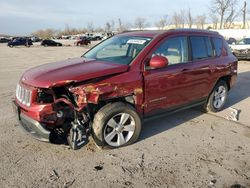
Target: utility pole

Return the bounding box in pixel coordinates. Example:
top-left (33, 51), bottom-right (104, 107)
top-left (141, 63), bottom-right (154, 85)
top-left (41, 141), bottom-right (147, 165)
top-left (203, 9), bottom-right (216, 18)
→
top-left (242, 1), bottom-right (247, 29)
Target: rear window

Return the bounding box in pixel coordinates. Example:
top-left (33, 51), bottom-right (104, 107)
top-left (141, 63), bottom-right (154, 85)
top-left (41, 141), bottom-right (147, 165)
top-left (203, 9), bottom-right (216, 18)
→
top-left (212, 38), bottom-right (223, 57)
top-left (190, 36), bottom-right (212, 60)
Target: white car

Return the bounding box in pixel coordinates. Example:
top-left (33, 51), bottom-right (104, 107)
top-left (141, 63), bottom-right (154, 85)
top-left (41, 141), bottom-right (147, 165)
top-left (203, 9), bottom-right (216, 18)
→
top-left (230, 38), bottom-right (250, 60)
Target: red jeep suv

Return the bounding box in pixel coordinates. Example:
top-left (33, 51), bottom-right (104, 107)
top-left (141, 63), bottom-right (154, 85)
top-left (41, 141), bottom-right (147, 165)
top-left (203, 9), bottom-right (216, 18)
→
top-left (13, 29), bottom-right (237, 149)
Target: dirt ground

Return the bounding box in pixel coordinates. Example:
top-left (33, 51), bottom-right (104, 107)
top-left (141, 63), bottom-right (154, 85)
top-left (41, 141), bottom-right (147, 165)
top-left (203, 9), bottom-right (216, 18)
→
top-left (0, 42), bottom-right (249, 188)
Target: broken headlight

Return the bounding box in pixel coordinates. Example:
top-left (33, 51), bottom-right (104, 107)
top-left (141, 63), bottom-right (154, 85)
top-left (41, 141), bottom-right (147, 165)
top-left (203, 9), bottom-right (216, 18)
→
top-left (36, 89), bottom-right (54, 104)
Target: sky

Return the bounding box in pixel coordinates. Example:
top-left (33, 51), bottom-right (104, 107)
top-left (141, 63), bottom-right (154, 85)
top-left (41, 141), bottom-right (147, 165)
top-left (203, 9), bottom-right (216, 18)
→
top-left (0, 0), bottom-right (209, 36)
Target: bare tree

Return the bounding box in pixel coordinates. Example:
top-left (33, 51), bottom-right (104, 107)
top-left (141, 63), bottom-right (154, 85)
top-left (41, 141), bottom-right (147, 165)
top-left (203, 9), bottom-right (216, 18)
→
top-left (87, 22), bottom-right (94, 33)
top-left (223, 0), bottom-right (240, 28)
top-left (117, 18), bottom-right (127, 32)
top-left (31, 28), bottom-right (57, 39)
top-left (172, 11), bottom-right (185, 28)
top-left (242, 1), bottom-right (247, 28)
top-left (155, 15), bottom-right (168, 30)
top-left (209, 13), bottom-right (219, 29)
top-left (105, 22), bottom-right (112, 32)
top-left (110, 20), bottom-right (115, 31)
top-left (134, 17), bottom-right (148, 30)
top-left (210, 0), bottom-right (239, 29)
top-left (187, 9), bottom-right (193, 28)
top-left (196, 15), bottom-right (207, 29)
top-left (95, 27), bottom-right (104, 33)
top-left (117, 18), bottom-right (123, 32)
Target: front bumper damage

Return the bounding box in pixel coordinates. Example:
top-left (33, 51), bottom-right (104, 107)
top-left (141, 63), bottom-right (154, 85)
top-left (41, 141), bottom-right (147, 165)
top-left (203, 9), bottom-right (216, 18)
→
top-left (12, 101), bottom-right (50, 142)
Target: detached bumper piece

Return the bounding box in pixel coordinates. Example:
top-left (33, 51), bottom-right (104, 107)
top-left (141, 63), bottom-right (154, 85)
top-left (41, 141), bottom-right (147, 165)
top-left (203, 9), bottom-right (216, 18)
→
top-left (13, 101), bottom-right (50, 142)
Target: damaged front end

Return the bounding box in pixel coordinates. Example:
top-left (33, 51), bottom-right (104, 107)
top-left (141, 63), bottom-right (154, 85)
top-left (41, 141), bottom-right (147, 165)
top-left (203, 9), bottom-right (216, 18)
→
top-left (38, 85), bottom-right (93, 149)
top-left (13, 82), bottom-right (92, 149)
top-left (14, 68), bottom-right (143, 150)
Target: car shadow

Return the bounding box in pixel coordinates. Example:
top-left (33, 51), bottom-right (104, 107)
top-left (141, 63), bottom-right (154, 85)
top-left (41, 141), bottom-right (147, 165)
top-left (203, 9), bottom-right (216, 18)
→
top-left (139, 109), bottom-right (203, 141)
top-left (139, 70), bottom-right (250, 141)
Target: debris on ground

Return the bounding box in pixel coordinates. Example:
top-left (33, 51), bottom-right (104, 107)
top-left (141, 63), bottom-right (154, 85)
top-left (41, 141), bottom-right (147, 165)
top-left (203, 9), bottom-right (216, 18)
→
top-left (49, 169), bottom-right (60, 181)
top-left (63, 179), bottom-right (75, 188)
top-left (209, 179), bottom-right (217, 185)
top-left (106, 153), bottom-right (117, 158)
top-left (94, 165), bottom-right (103, 171)
top-left (124, 181), bottom-right (132, 186)
top-left (137, 153), bottom-right (145, 168)
top-left (227, 107), bottom-right (241, 121)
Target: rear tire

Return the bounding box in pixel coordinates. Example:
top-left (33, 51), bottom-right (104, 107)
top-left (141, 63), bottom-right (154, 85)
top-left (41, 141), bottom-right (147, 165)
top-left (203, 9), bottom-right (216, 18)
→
top-left (92, 102), bottom-right (141, 148)
top-left (206, 80), bottom-right (228, 112)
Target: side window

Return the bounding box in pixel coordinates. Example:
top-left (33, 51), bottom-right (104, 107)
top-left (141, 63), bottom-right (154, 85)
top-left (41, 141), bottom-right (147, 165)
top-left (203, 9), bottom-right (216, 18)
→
top-left (152, 37), bottom-right (188, 65)
top-left (212, 38), bottom-right (223, 57)
top-left (190, 36), bottom-right (209, 60)
top-left (245, 38), bottom-right (250, 44)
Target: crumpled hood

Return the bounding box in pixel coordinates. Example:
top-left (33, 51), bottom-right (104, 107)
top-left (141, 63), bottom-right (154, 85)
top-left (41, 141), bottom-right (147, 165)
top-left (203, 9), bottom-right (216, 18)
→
top-left (21, 57), bottom-right (129, 88)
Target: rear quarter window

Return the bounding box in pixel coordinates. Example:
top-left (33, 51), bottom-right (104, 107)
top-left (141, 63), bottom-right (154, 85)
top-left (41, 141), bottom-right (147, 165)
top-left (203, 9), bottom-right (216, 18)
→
top-left (212, 38), bottom-right (223, 57)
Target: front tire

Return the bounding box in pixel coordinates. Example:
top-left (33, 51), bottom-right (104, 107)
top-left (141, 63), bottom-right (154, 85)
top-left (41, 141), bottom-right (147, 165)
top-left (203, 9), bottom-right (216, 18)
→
top-left (92, 102), bottom-right (141, 148)
top-left (206, 80), bottom-right (228, 112)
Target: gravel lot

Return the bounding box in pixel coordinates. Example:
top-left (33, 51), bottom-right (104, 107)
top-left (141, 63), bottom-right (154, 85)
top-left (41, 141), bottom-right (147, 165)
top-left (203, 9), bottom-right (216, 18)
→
top-left (0, 42), bottom-right (249, 188)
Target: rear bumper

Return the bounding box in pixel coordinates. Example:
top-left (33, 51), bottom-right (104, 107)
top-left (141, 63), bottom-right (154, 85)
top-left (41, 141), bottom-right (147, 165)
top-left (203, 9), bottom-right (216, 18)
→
top-left (12, 101), bottom-right (50, 142)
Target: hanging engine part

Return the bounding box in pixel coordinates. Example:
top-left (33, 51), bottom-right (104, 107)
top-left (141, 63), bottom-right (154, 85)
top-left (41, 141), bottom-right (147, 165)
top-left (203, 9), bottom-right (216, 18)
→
top-left (67, 111), bottom-right (91, 150)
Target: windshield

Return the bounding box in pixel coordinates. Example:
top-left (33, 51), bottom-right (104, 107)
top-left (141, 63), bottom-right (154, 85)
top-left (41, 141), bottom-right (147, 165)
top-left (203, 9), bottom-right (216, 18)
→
top-left (83, 35), bottom-right (152, 65)
top-left (237, 38), bottom-right (250, 45)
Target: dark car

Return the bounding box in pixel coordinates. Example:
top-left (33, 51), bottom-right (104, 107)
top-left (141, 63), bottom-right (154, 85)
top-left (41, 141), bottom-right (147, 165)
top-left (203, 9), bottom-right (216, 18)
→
top-left (90, 36), bottom-right (102, 41)
top-left (8, 38), bottom-right (33, 47)
top-left (13, 29), bottom-right (237, 150)
top-left (41, 39), bottom-right (62, 47)
top-left (0, 37), bottom-right (11, 43)
top-left (226, 37), bottom-right (237, 44)
top-left (75, 37), bottom-right (91, 46)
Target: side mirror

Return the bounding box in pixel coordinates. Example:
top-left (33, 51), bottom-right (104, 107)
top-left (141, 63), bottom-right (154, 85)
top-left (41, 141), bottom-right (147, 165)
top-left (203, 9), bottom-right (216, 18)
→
top-left (149, 55), bottom-right (168, 69)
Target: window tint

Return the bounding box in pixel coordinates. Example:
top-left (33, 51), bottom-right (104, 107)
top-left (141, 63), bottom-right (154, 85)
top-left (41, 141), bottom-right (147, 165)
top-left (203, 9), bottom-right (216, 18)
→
top-left (204, 37), bottom-right (213, 57)
top-left (243, 38), bottom-right (250, 44)
top-left (190, 36), bottom-right (208, 60)
top-left (224, 41), bottom-right (232, 55)
top-left (212, 38), bottom-right (223, 57)
top-left (152, 37), bottom-right (188, 65)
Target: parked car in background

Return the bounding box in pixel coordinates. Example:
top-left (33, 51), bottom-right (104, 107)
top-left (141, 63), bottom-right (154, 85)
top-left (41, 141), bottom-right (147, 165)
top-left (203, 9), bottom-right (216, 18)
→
top-left (7, 38), bottom-right (33, 48)
top-left (74, 37), bottom-right (91, 46)
top-left (90, 36), bottom-right (103, 41)
top-left (13, 29), bottom-right (237, 150)
top-left (230, 38), bottom-right (250, 60)
top-left (226, 37), bottom-right (237, 45)
top-left (31, 36), bottom-right (41, 42)
top-left (41, 39), bottom-right (62, 47)
top-left (0, 37), bottom-right (11, 43)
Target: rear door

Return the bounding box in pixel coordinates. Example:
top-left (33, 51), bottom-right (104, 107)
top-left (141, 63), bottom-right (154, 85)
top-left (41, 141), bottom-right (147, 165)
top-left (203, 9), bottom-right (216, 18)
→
top-left (187, 36), bottom-right (215, 98)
